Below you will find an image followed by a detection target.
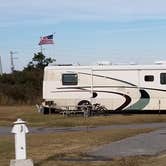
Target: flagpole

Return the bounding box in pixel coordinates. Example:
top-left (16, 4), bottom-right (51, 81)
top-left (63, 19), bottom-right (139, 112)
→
top-left (40, 45), bottom-right (43, 54)
top-left (39, 36), bottom-right (43, 54)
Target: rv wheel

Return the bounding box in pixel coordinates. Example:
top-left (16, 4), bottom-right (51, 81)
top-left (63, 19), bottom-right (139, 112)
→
top-left (77, 100), bottom-right (92, 114)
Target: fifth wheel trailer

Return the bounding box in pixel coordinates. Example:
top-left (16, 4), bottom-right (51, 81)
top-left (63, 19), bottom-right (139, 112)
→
top-left (41, 63), bottom-right (166, 114)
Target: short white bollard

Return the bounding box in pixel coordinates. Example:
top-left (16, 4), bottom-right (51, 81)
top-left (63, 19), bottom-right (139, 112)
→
top-left (12, 118), bottom-right (28, 160)
top-left (10, 118), bottom-right (34, 166)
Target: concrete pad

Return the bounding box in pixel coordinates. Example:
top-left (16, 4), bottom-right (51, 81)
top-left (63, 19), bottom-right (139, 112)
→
top-left (89, 128), bottom-right (166, 158)
top-left (10, 159), bottom-right (33, 166)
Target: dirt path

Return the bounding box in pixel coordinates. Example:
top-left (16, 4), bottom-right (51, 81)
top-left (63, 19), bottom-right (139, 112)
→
top-left (1, 122), bottom-right (166, 135)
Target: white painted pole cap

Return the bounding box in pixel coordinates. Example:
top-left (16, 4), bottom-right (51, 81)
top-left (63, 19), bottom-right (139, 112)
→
top-left (12, 119), bottom-right (29, 134)
top-left (13, 118), bottom-right (27, 125)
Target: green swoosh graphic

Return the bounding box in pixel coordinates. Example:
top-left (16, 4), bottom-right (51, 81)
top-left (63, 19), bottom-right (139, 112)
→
top-left (125, 89), bottom-right (150, 110)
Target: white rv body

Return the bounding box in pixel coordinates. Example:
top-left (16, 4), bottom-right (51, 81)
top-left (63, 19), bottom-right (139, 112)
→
top-left (42, 63), bottom-right (166, 112)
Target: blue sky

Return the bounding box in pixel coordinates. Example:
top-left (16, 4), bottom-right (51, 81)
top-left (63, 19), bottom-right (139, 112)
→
top-left (1, 0), bottom-right (166, 72)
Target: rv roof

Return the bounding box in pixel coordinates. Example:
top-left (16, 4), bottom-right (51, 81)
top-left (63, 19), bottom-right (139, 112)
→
top-left (45, 64), bottom-right (166, 71)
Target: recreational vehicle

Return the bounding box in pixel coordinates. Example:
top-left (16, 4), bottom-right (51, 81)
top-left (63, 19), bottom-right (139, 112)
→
top-left (41, 62), bottom-right (166, 114)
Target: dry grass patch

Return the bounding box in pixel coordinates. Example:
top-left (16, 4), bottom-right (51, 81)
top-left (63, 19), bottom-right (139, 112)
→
top-left (1, 106), bottom-right (166, 127)
top-left (0, 136), bottom-right (14, 166)
top-left (140, 154), bottom-right (166, 166)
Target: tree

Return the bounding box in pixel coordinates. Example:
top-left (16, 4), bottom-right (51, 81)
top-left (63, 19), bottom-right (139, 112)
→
top-left (25, 52), bottom-right (55, 70)
top-left (0, 52), bottom-right (56, 105)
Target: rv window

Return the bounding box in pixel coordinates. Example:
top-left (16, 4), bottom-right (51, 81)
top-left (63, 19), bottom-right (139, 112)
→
top-left (144, 75), bottom-right (154, 82)
top-left (160, 73), bottom-right (166, 84)
top-left (62, 74), bottom-right (78, 85)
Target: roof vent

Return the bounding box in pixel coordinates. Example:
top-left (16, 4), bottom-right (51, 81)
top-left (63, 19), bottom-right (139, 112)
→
top-left (97, 61), bottom-right (112, 66)
top-left (154, 61), bottom-right (166, 65)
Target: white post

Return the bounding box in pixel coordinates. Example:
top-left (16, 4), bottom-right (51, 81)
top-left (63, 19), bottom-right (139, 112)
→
top-left (12, 118), bottom-right (29, 160)
top-left (10, 119), bottom-right (34, 166)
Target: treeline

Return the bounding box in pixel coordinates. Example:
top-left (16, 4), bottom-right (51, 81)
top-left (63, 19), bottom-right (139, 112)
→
top-left (0, 69), bottom-right (43, 104)
top-left (0, 52), bottom-right (55, 105)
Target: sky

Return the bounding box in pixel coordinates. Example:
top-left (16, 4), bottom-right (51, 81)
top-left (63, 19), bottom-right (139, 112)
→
top-left (1, 0), bottom-right (166, 72)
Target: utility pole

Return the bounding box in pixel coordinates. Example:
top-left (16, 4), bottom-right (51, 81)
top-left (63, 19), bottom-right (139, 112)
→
top-left (10, 51), bottom-right (18, 73)
top-left (0, 56), bottom-right (3, 75)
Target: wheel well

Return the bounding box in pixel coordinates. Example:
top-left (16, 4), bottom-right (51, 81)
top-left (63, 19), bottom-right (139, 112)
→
top-left (77, 100), bottom-right (91, 106)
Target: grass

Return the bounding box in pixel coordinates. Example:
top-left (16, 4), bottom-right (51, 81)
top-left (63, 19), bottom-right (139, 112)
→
top-left (0, 128), bottom-right (154, 166)
top-left (0, 136), bottom-right (14, 166)
top-left (1, 106), bottom-right (166, 127)
top-left (1, 106), bottom-right (166, 165)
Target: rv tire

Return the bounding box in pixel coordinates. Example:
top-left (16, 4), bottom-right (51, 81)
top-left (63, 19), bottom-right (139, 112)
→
top-left (77, 100), bottom-right (92, 116)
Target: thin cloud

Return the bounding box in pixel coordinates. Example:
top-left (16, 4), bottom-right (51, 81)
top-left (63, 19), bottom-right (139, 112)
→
top-left (0, 0), bottom-right (166, 26)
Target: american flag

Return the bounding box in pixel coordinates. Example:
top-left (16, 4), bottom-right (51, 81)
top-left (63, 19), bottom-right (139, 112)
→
top-left (38, 34), bottom-right (54, 45)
